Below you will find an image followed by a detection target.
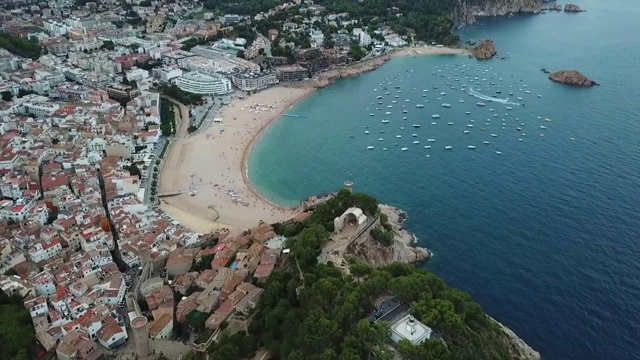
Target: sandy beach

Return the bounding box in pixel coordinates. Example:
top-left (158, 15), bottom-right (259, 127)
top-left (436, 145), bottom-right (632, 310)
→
top-left (392, 45), bottom-right (469, 57)
top-left (159, 86), bottom-right (314, 231)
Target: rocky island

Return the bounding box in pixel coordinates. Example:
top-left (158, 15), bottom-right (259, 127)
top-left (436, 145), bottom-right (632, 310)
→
top-left (471, 39), bottom-right (498, 60)
top-left (549, 70), bottom-right (598, 87)
top-left (548, 2), bottom-right (563, 11)
top-left (564, 3), bottom-right (584, 12)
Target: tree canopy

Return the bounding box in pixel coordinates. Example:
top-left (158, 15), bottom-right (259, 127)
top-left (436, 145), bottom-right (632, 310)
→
top-left (0, 32), bottom-right (43, 59)
top-left (0, 290), bottom-right (37, 360)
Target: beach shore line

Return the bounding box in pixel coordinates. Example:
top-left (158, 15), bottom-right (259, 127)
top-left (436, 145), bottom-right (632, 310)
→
top-left (158, 45), bottom-right (470, 233)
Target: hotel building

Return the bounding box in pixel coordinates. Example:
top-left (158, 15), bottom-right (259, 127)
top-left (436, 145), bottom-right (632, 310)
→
top-left (175, 72), bottom-right (232, 95)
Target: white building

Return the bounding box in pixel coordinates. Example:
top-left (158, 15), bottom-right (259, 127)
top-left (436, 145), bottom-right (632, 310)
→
top-left (24, 296), bottom-right (49, 318)
top-left (126, 68), bottom-right (150, 82)
top-left (231, 71), bottom-right (278, 91)
top-left (389, 314), bottom-right (434, 346)
top-left (175, 71), bottom-right (232, 95)
top-left (152, 66), bottom-right (183, 83)
top-left (359, 32), bottom-right (372, 47)
top-left (44, 20), bottom-right (68, 36)
top-left (28, 238), bottom-right (62, 263)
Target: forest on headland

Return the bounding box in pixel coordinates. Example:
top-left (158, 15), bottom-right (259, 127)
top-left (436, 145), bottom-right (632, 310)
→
top-left (209, 191), bottom-right (520, 360)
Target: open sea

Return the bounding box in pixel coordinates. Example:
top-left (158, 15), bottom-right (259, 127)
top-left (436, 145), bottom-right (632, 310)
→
top-left (247, 0), bottom-right (640, 359)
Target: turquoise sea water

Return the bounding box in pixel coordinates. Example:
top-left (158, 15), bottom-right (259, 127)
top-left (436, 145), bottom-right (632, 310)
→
top-left (248, 0), bottom-right (640, 359)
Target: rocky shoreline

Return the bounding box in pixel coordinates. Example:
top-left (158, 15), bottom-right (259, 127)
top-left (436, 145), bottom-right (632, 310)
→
top-left (453, 0), bottom-right (544, 27)
top-left (549, 70), bottom-right (598, 87)
top-left (312, 53), bottom-right (392, 88)
top-left (491, 316), bottom-right (542, 360)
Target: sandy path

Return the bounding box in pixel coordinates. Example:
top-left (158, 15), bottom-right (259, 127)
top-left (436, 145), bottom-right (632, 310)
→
top-left (159, 85), bottom-right (315, 231)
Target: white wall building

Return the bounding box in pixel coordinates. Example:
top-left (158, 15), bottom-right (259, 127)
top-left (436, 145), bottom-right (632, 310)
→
top-left (231, 71), bottom-right (278, 91)
top-left (126, 68), bottom-right (150, 82)
top-left (175, 71), bottom-right (232, 95)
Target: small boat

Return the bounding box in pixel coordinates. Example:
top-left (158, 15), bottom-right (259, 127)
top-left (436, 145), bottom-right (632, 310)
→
top-left (442, 103), bottom-right (452, 108)
top-left (540, 125), bottom-right (547, 129)
top-left (468, 145), bottom-right (476, 149)
top-left (448, 122), bottom-right (454, 125)
top-left (483, 141), bottom-right (490, 145)
top-left (426, 155), bottom-right (431, 158)
top-left (496, 151), bottom-right (502, 155)
top-left (413, 141), bottom-right (420, 144)
top-left (402, 110), bottom-right (408, 113)
top-left (367, 146), bottom-right (374, 150)
top-left (464, 130), bottom-right (470, 134)
top-left (431, 122), bottom-right (437, 125)
top-left (382, 120), bottom-right (389, 123)
top-left (364, 131), bottom-right (370, 134)
top-left (445, 146), bottom-right (453, 150)
top-left (386, 112), bottom-right (392, 115)
top-left (477, 102), bottom-right (485, 106)
top-left (432, 114), bottom-right (441, 119)
top-left (506, 106), bottom-right (513, 110)
top-left (545, 118), bottom-right (552, 122)
top-left (467, 124), bottom-right (474, 128)
top-left (569, 137), bottom-right (576, 141)
top-left (517, 97), bottom-right (523, 100)
top-left (378, 138), bottom-right (384, 141)
top-left (424, 146), bottom-right (431, 149)
top-left (525, 90), bottom-right (531, 94)
top-left (465, 111), bottom-right (471, 115)
top-left (369, 113), bottom-right (374, 116)
top-left (350, 135), bottom-right (354, 138)
top-left (396, 135), bottom-right (402, 138)
top-left (402, 116), bottom-right (408, 120)
top-left (459, 100), bottom-right (465, 103)
top-left (400, 127), bottom-right (405, 130)
top-left (440, 92), bottom-right (446, 95)
top-left (538, 95), bottom-right (542, 98)
top-left (416, 104), bottom-right (425, 108)
top-left (379, 130), bottom-right (385, 133)
top-left (491, 134), bottom-right (498, 137)
top-left (489, 108), bottom-right (495, 112)
top-left (401, 148), bottom-right (408, 151)
top-left (427, 139), bottom-right (436, 142)
top-left (387, 105), bottom-right (393, 108)
top-left (376, 96), bottom-right (382, 99)
top-left (413, 124), bottom-right (421, 128)
top-left (383, 148), bottom-right (388, 150)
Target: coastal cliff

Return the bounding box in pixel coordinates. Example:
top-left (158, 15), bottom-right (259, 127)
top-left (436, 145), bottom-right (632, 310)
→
top-left (349, 204), bottom-right (430, 266)
top-left (471, 39), bottom-right (498, 59)
top-left (313, 54), bottom-right (391, 88)
top-left (548, 2), bottom-right (562, 11)
top-left (453, 0), bottom-right (544, 26)
top-left (492, 317), bottom-right (542, 360)
top-left (549, 70), bottom-right (597, 87)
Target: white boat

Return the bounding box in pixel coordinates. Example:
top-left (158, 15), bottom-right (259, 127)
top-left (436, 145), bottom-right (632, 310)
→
top-left (445, 146), bottom-right (453, 150)
top-left (489, 108), bottom-right (495, 112)
top-left (412, 134), bottom-right (418, 137)
top-left (386, 112), bottom-right (392, 115)
top-left (416, 104), bottom-right (425, 108)
top-left (400, 126), bottom-right (405, 130)
top-left (491, 134), bottom-right (498, 137)
top-left (483, 141), bottom-right (490, 145)
top-left (383, 148), bottom-right (388, 151)
top-left (413, 141), bottom-right (420, 144)
top-left (369, 113), bottom-right (374, 116)
top-left (538, 94), bottom-right (542, 98)
top-left (367, 146), bottom-right (374, 150)
top-left (477, 102), bottom-right (485, 106)
top-left (442, 103), bottom-right (452, 108)
top-left (413, 124), bottom-right (421, 128)
top-left (525, 90), bottom-right (531, 94)
top-left (432, 114), bottom-right (441, 119)
top-left (364, 131), bottom-right (370, 134)
top-left (496, 151), bottom-right (502, 155)
top-left (464, 130), bottom-right (470, 134)
top-left (424, 145), bottom-right (431, 149)
top-left (376, 96), bottom-right (382, 99)
top-left (402, 110), bottom-right (408, 113)
top-left (506, 106), bottom-right (513, 110)
top-left (382, 120), bottom-right (390, 123)
top-left (403, 116), bottom-right (408, 120)
top-left (401, 148), bottom-right (408, 151)
top-left (459, 100), bottom-right (465, 103)
top-left (517, 97), bottom-right (522, 100)
top-left (540, 126), bottom-right (547, 129)
top-left (427, 139), bottom-right (436, 142)
top-left (396, 135), bottom-right (402, 138)
top-left (378, 138), bottom-right (384, 141)
top-left (387, 105), bottom-right (393, 108)
top-left (405, 99), bottom-right (411, 102)
top-left (466, 111), bottom-right (471, 115)
top-left (468, 145), bottom-right (476, 149)
top-left (467, 124), bottom-right (474, 128)
top-left (448, 122), bottom-right (454, 125)
top-left (431, 122), bottom-right (437, 125)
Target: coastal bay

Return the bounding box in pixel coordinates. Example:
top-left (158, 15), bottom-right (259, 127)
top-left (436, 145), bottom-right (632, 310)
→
top-left (247, 1), bottom-right (640, 359)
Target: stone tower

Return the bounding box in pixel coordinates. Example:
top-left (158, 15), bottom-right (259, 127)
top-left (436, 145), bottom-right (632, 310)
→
top-left (131, 316), bottom-right (150, 358)
top-left (344, 181), bottom-right (353, 193)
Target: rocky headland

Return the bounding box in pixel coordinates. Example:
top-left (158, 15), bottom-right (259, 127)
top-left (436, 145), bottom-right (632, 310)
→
top-left (564, 3), bottom-right (584, 12)
top-left (471, 39), bottom-right (498, 60)
top-left (349, 204), bottom-right (430, 267)
top-left (549, 70), bottom-right (598, 87)
top-left (453, 0), bottom-right (544, 26)
top-left (547, 2), bottom-right (562, 11)
top-left (313, 54), bottom-right (391, 88)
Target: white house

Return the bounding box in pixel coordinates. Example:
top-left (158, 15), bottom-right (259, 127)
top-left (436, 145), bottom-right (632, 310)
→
top-left (28, 238), bottom-right (62, 263)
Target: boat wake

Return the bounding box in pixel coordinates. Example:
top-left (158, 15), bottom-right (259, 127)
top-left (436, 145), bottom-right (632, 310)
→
top-left (468, 88), bottom-right (521, 106)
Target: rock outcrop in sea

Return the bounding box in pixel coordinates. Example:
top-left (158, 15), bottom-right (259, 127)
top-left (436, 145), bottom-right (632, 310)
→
top-left (349, 204), bottom-right (430, 266)
top-left (471, 39), bottom-right (498, 60)
top-left (564, 3), bottom-right (584, 12)
top-left (549, 70), bottom-right (597, 87)
top-left (453, 0), bottom-right (544, 26)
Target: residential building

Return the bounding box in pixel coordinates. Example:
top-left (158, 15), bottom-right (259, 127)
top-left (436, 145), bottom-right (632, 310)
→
top-left (175, 71), bottom-right (232, 95)
top-left (231, 70), bottom-right (278, 91)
